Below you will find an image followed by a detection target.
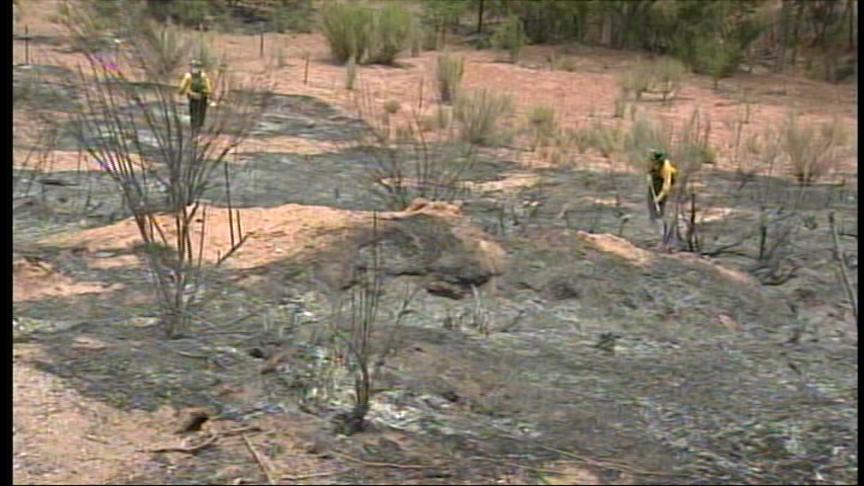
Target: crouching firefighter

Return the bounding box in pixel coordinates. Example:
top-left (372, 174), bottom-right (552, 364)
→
top-left (178, 60), bottom-right (213, 131)
top-left (646, 149), bottom-right (678, 246)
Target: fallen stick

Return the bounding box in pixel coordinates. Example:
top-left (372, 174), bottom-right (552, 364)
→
top-left (828, 212), bottom-right (858, 321)
top-left (537, 444), bottom-right (691, 478)
top-left (136, 426), bottom-right (260, 455)
top-left (242, 433), bottom-right (276, 485)
top-left (137, 433), bottom-right (219, 454)
top-left (327, 449), bottom-right (437, 469)
top-left (281, 468), bottom-right (352, 481)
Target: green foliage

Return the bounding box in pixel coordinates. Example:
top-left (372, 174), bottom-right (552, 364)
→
top-left (618, 62), bottom-right (653, 100)
top-left (366, 3), bottom-right (413, 65)
top-left (548, 53), bottom-right (578, 72)
top-left (675, 108), bottom-right (714, 172)
top-left (623, 109), bottom-right (713, 174)
top-left (436, 52), bottom-right (465, 104)
top-left (781, 113), bottom-right (850, 185)
top-left (143, 0), bottom-right (228, 28)
top-left (652, 58), bottom-right (686, 101)
top-left (57, 0), bottom-right (123, 52)
top-left (454, 88), bottom-right (514, 145)
top-left (321, 2), bottom-right (411, 65)
top-left (526, 105), bottom-right (556, 150)
top-left (321, 2), bottom-right (374, 63)
top-left (584, 120), bottom-right (625, 159)
top-left (271, 0), bottom-right (314, 33)
top-left (133, 20), bottom-right (194, 81)
top-left (672, 1), bottom-right (766, 80)
top-left (421, 0), bottom-right (468, 33)
top-left (619, 58), bottom-right (686, 101)
top-left (383, 100), bottom-right (401, 114)
top-left (491, 15), bottom-right (525, 63)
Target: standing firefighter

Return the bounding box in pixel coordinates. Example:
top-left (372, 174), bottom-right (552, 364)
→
top-left (178, 60), bottom-right (212, 130)
top-left (646, 149), bottom-right (678, 245)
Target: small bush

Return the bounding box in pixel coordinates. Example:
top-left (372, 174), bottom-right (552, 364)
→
top-left (133, 20), bottom-right (194, 81)
top-left (618, 63), bottom-right (653, 101)
top-left (407, 15), bottom-right (424, 57)
top-left (271, 0), bottom-right (314, 33)
top-left (321, 2), bottom-right (374, 63)
top-left (436, 52), bottom-right (464, 104)
top-left (624, 116), bottom-right (672, 169)
top-left (585, 120), bottom-right (625, 159)
top-left (653, 58), bottom-right (686, 101)
top-left (421, 105), bottom-right (452, 132)
top-left (613, 96), bottom-right (627, 118)
top-left (383, 100), bottom-right (401, 114)
top-left (526, 105), bottom-right (556, 150)
top-left (781, 113), bottom-right (850, 185)
top-left (619, 59), bottom-right (686, 102)
top-left (454, 89), bottom-right (514, 145)
top-left (491, 16), bottom-right (525, 63)
top-left (321, 2), bottom-right (412, 65)
top-left (549, 53), bottom-right (578, 72)
top-left (366, 3), bottom-right (412, 65)
top-left (675, 108), bottom-right (714, 171)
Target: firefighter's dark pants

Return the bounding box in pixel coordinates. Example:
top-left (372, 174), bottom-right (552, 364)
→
top-left (189, 95), bottom-right (208, 130)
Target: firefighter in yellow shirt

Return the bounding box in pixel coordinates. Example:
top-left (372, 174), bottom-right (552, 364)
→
top-left (178, 60), bottom-right (213, 130)
top-left (646, 149), bottom-right (678, 244)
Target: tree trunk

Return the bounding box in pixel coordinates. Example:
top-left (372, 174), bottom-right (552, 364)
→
top-left (775, 0), bottom-right (790, 72)
top-left (790, 1), bottom-right (804, 69)
top-left (477, 0), bottom-right (484, 34)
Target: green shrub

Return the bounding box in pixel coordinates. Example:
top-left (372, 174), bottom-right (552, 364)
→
top-left (585, 120), bottom-right (625, 159)
top-left (491, 16), bottom-right (525, 63)
top-left (271, 0), bottom-right (314, 33)
top-left (407, 16), bottom-right (424, 57)
top-left (653, 58), bottom-right (686, 101)
top-left (675, 108), bottom-right (714, 171)
top-left (549, 53), bottom-right (578, 72)
top-left (526, 105), bottom-right (556, 150)
top-left (366, 3), bottom-right (412, 65)
top-left (321, 2), bottom-right (411, 65)
top-left (619, 59), bottom-right (686, 101)
top-left (383, 100), bottom-right (401, 114)
top-left (454, 89), bottom-right (514, 145)
top-left (436, 52), bottom-right (464, 104)
top-left (618, 62), bottom-right (653, 101)
top-left (321, 2), bottom-right (373, 63)
top-left (133, 20), bottom-right (193, 81)
top-left (781, 113), bottom-right (850, 185)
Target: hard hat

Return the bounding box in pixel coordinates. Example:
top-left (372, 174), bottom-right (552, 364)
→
top-left (649, 149), bottom-right (666, 162)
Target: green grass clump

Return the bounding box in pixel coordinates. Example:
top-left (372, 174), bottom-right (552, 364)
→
top-left (491, 16), bottom-right (525, 63)
top-left (436, 52), bottom-right (464, 104)
top-left (782, 113), bottom-right (849, 185)
top-left (321, 2), bottom-right (412, 65)
top-left (526, 105), bottom-right (556, 150)
top-left (454, 88), bottom-right (514, 145)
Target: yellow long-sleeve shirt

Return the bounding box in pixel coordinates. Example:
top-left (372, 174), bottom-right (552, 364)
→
top-left (649, 159), bottom-right (677, 203)
top-left (178, 71), bottom-right (213, 98)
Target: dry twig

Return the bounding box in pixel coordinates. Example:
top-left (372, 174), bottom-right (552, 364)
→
top-left (327, 449), bottom-right (438, 469)
top-left (242, 433), bottom-right (276, 485)
top-left (281, 468), bottom-right (352, 482)
top-left (828, 212), bottom-right (857, 321)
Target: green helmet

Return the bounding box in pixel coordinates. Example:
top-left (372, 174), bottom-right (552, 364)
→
top-left (190, 59), bottom-right (203, 68)
top-left (649, 149), bottom-right (666, 162)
